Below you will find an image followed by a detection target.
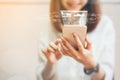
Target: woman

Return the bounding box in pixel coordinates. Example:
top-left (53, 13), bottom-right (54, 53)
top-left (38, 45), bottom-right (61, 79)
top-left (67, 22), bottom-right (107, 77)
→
top-left (38, 0), bottom-right (115, 80)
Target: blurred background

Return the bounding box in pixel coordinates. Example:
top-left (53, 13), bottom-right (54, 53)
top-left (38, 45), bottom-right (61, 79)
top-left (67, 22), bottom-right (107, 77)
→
top-left (0, 0), bottom-right (120, 80)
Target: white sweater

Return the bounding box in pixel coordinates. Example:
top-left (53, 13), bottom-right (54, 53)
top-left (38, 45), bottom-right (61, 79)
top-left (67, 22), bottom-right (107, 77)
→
top-left (38, 16), bottom-right (116, 80)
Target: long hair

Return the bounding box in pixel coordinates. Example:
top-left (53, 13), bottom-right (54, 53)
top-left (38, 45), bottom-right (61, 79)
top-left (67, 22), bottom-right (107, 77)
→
top-left (50, 0), bottom-right (101, 33)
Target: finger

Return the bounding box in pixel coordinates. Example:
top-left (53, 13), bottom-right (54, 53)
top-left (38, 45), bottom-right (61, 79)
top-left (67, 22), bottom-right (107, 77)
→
top-left (61, 44), bottom-right (82, 61)
top-left (61, 42), bottom-right (72, 56)
top-left (59, 40), bottom-right (68, 56)
top-left (60, 44), bottom-right (67, 56)
top-left (55, 48), bottom-right (63, 59)
top-left (61, 36), bottom-right (76, 54)
top-left (41, 48), bottom-right (47, 54)
top-left (61, 48), bottom-right (67, 56)
top-left (85, 37), bottom-right (92, 50)
top-left (49, 41), bottom-right (58, 50)
top-left (55, 38), bottom-right (61, 45)
top-left (61, 36), bottom-right (80, 57)
top-left (73, 33), bottom-right (84, 51)
top-left (60, 40), bottom-right (80, 59)
top-left (49, 41), bottom-right (62, 59)
top-left (41, 48), bottom-right (50, 58)
top-left (47, 46), bottom-right (55, 53)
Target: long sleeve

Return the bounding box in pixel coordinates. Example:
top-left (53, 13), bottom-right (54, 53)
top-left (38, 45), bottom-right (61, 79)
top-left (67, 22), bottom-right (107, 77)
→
top-left (38, 37), bottom-right (57, 80)
top-left (37, 24), bottom-right (59, 80)
top-left (36, 32), bottom-right (48, 80)
top-left (97, 16), bottom-right (116, 80)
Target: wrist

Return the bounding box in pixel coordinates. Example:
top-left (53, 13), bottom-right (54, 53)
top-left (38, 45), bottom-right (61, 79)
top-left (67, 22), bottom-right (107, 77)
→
top-left (84, 63), bottom-right (100, 76)
top-left (47, 62), bottom-right (56, 66)
top-left (84, 61), bottom-right (97, 69)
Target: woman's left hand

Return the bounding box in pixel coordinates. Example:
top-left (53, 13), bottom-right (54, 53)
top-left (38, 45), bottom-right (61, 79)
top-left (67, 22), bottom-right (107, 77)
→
top-left (60, 33), bottom-right (97, 69)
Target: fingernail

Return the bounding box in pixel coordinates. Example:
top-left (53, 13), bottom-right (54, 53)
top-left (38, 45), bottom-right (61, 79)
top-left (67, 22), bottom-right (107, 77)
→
top-left (49, 42), bottom-right (58, 50)
top-left (57, 38), bottom-right (62, 42)
top-left (41, 48), bottom-right (46, 53)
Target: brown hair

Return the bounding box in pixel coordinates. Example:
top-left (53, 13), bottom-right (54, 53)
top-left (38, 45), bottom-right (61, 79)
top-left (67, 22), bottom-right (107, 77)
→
top-left (50, 0), bottom-right (101, 33)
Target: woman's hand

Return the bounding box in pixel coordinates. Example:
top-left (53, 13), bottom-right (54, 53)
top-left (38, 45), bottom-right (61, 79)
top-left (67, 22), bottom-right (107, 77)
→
top-left (60, 33), bottom-right (97, 69)
top-left (41, 39), bottom-right (62, 65)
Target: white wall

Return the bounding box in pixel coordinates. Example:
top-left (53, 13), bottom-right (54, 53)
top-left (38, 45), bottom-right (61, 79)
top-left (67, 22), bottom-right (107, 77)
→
top-left (0, 3), bottom-right (49, 80)
top-left (0, 0), bottom-right (49, 2)
top-left (101, 0), bottom-right (120, 2)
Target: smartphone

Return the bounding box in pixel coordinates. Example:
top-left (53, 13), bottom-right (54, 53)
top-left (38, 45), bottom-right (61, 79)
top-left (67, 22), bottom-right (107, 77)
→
top-left (62, 25), bottom-right (87, 48)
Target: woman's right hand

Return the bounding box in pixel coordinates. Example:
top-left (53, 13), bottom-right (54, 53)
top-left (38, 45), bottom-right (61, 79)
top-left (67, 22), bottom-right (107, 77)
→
top-left (41, 39), bottom-right (62, 65)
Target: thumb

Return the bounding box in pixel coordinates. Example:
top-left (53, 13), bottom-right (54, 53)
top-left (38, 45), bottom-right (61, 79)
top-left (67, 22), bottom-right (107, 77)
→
top-left (85, 37), bottom-right (92, 50)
